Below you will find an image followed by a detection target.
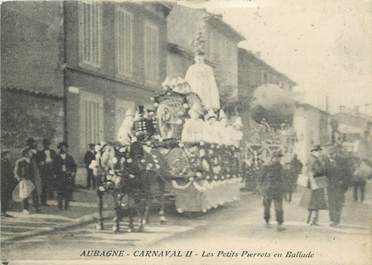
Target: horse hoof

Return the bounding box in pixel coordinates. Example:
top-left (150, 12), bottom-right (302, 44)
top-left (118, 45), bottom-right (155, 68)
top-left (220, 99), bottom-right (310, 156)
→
top-left (96, 224), bottom-right (104, 231)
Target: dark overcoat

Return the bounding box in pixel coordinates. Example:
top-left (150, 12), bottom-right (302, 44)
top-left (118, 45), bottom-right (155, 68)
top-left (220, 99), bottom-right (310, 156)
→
top-left (54, 153), bottom-right (76, 194)
top-left (260, 161), bottom-right (284, 199)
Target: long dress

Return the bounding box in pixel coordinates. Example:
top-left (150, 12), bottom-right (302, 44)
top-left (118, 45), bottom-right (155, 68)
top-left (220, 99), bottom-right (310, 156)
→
top-left (306, 155), bottom-right (328, 210)
top-left (185, 62), bottom-right (220, 110)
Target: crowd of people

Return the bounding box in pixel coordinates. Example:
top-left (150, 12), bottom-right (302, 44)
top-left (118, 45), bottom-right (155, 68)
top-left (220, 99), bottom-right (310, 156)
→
top-left (256, 143), bottom-right (371, 232)
top-left (1, 138), bottom-right (78, 217)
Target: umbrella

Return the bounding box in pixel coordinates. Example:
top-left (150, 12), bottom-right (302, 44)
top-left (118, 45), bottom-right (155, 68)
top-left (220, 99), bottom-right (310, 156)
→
top-left (12, 179), bottom-right (35, 202)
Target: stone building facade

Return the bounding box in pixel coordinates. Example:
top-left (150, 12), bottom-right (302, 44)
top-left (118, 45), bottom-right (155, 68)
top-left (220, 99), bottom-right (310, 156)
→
top-left (1, 1), bottom-right (170, 168)
top-left (1, 1), bottom-right (65, 158)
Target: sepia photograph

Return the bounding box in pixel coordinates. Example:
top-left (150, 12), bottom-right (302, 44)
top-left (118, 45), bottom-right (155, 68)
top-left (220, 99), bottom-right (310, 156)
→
top-left (0, 0), bottom-right (371, 264)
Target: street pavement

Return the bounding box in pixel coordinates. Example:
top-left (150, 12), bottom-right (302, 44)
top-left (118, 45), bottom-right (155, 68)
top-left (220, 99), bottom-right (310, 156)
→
top-left (1, 183), bottom-right (371, 265)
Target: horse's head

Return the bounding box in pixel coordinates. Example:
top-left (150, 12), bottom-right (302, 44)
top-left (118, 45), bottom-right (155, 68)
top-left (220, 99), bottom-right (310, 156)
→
top-left (95, 143), bottom-right (130, 190)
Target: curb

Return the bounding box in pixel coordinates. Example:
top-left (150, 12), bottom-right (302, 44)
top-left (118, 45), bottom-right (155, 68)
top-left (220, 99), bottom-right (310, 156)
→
top-left (3, 210), bottom-right (114, 243)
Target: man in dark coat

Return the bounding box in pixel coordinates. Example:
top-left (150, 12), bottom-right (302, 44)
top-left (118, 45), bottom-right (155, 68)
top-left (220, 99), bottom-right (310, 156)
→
top-left (1, 149), bottom-right (16, 217)
top-left (260, 151), bottom-right (285, 231)
top-left (54, 142), bottom-right (76, 210)
top-left (14, 148), bottom-right (40, 214)
top-left (35, 139), bottom-right (57, 205)
top-left (326, 147), bottom-right (348, 226)
top-left (84, 143), bottom-right (96, 190)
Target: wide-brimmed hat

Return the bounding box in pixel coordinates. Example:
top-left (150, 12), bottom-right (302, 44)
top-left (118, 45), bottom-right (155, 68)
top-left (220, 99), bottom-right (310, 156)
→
top-left (57, 141), bottom-right (69, 149)
top-left (311, 144), bottom-right (322, 152)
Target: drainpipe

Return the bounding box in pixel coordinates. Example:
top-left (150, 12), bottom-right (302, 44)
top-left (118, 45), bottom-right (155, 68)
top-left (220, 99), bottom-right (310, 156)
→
top-left (61, 0), bottom-right (68, 143)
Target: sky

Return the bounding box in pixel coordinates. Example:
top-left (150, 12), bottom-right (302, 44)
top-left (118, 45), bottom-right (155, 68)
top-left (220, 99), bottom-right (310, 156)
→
top-left (179, 0), bottom-right (372, 113)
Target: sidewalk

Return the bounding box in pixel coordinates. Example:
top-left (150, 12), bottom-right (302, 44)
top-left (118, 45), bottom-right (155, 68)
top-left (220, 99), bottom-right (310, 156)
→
top-left (1, 189), bottom-right (113, 243)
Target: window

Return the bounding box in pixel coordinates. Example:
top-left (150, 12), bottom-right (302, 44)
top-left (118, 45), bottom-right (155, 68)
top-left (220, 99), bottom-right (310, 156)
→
top-left (144, 21), bottom-right (160, 83)
top-left (80, 92), bottom-right (104, 149)
top-left (115, 7), bottom-right (134, 77)
top-left (78, 0), bottom-right (102, 68)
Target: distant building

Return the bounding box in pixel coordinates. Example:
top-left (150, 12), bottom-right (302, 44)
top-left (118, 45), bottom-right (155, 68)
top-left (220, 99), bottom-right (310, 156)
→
top-left (332, 106), bottom-right (372, 143)
top-left (237, 47), bottom-right (297, 142)
top-left (167, 4), bottom-right (244, 109)
top-left (293, 103), bottom-right (330, 163)
top-left (238, 48), bottom-right (296, 100)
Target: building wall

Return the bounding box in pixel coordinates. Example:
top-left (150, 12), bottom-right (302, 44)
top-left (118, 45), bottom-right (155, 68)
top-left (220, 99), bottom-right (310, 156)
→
top-left (1, 89), bottom-right (64, 159)
top-left (1, 1), bottom-right (65, 158)
top-left (238, 48), bottom-right (295, 101)
top-left (64, 2), bottom-right (169, 165)
top-left (293, 105), bottom-right (330, 164)
top-left (1, 1), bottom-right (64, 97)
top-left (207, 23), bottom-right (238, 102)
top-left (166, 49), bottom-right (193, 79)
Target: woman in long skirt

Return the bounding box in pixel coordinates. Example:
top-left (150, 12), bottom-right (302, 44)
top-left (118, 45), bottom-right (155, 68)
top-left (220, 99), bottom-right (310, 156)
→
top-left (303, 145), bottom-right (328, 225)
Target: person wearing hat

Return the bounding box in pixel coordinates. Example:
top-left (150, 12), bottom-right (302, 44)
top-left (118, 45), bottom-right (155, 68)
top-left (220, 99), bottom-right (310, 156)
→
top-left (1, 149), bottom-right (16, 217)
top-left (325, 145), bottom-right (353, 226)
top-left (35, 139), bottom-right (57, 205)
top-left (14, 147), bottom-right (40, 214)
top-left (84, 143), bottom-right (96, 190)
top-left (54, 142), bottom-right (76, 210)
top-left (259, 151), bottom-right (286, 231)
top-left (302, 144), bottom-right (328, 226)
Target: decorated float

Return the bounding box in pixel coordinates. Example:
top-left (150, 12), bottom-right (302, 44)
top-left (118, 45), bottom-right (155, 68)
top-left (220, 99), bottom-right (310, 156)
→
top-left (241, 84), bottom-right (297, 191)
top-left (116, 31), bottom-right (244, 213)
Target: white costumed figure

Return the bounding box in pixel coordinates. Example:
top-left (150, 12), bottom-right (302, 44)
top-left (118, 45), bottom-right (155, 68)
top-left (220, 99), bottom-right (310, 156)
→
top-left (216, 109), bottom-right (228, 145)
top-left (185, 54), bottom-right (220, 111)
top-left (232, 116), bottom-right (243, 147)
top-left (181, 104), bottom-right (204, 143)
top-left (185, 30), bottom-right (220, 111)
top-left (117, 108), bottom-right (135, 145)
top-left (203, 110), bottom-right (219, 144)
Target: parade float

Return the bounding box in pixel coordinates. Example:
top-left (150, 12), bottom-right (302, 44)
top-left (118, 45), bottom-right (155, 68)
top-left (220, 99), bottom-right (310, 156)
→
top-left (242, 84), bottom-right (297, 191)
top-left (138, 31), bottom-right (243, 213)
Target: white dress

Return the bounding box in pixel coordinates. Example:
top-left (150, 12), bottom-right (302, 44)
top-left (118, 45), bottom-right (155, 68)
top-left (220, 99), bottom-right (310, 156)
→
top-left (185, 63), bottom-right (220, 110)
top-left (181, 118), bottom-right (204, 143)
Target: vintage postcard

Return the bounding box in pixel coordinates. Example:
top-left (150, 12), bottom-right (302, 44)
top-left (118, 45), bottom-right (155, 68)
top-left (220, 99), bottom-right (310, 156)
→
top-left (1, 0), bottom-right (371, 264)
